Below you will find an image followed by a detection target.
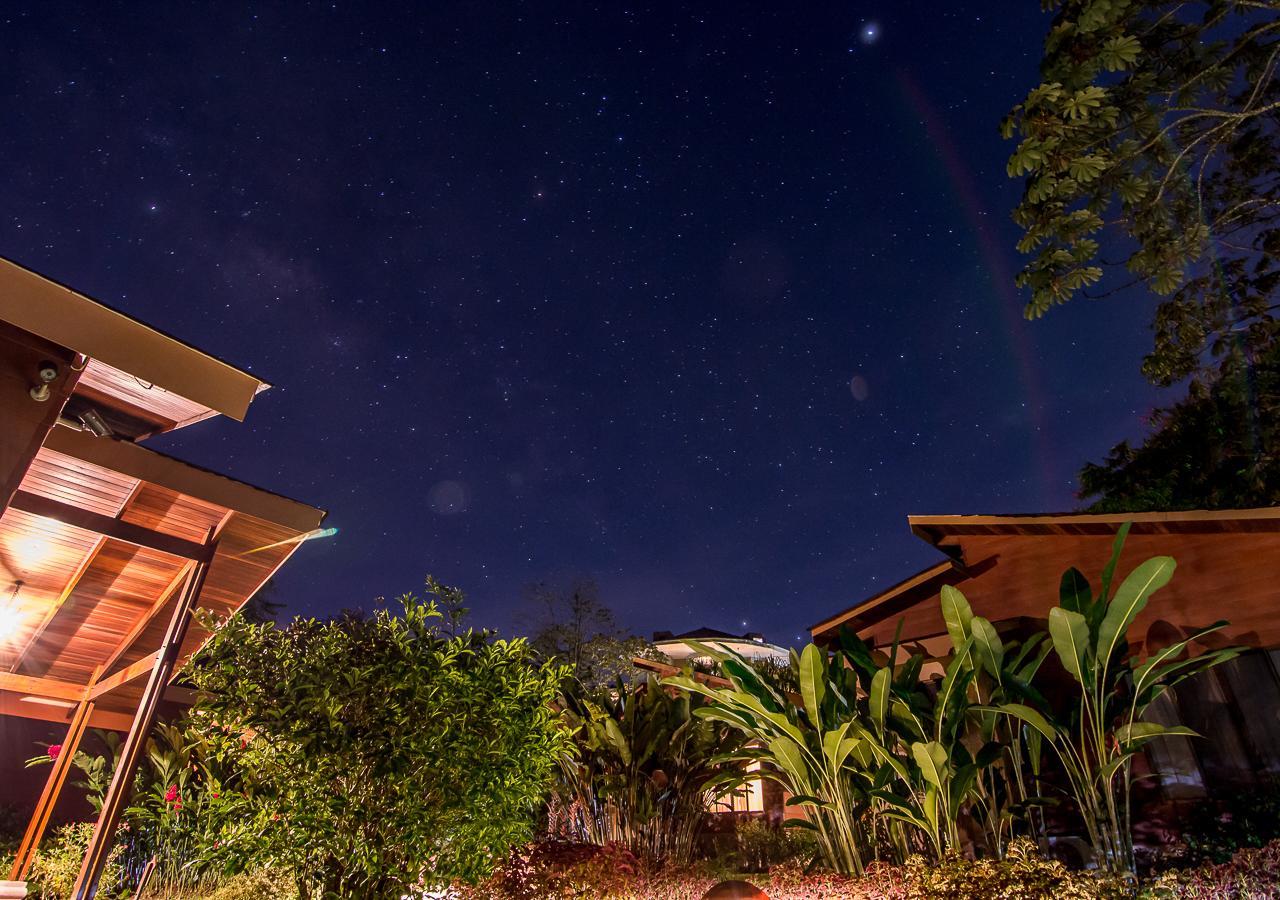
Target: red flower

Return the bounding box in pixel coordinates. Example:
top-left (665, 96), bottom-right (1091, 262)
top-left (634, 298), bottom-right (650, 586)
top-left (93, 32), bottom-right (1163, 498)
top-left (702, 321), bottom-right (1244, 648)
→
top-left (47, 744), bottom-right (62, 760)
top-left (211, 791), bottom-right (220, 799)
top-left (164, 784), bottom-right (180, 803)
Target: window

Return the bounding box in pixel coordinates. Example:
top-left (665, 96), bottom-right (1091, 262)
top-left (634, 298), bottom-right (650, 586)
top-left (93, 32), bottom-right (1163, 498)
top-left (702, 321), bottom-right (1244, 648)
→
top-left (711, 761), bottom-right (765, 813)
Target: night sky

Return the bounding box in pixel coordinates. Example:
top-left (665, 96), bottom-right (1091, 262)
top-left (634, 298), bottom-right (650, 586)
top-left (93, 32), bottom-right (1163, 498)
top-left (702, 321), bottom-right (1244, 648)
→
top-left (1, 3), bottom-right (1166, 647)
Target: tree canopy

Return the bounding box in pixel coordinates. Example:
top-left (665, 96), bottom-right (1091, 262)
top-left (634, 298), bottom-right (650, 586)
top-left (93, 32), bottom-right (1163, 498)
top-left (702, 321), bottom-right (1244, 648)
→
top-left (1004, 0), bottom-right (1279, 388)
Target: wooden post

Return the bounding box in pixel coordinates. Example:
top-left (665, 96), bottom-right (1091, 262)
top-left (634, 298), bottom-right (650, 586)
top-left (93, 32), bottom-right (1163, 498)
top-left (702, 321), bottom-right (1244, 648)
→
top-left (8, 671), bottom-right (99, 881)
top-left (70, 551), bottom-right (213, 899)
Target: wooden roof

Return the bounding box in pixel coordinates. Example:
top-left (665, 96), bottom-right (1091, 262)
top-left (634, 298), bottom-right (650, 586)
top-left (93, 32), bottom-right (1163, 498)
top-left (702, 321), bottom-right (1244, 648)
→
top-left (0, 256), bottom-right (267, 424)
top-left (812, 507), bottom-right (1280, 645)
top-left (0, 259), bottom-right (324, 730)
top-left (0, 437), bottom-right (323, 728)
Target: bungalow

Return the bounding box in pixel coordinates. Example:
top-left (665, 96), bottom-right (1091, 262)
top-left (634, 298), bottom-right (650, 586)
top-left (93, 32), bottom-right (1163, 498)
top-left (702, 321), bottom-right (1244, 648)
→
top-left (810, 508), bottom-right (1280, 802)
top-left (0, 257), bottom-right (325, 898)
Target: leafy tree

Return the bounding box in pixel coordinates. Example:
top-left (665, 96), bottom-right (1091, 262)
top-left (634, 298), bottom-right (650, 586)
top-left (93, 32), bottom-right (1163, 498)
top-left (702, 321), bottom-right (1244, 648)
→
top-left (526, 578), bottom-right (661, 687)
top-left (1004, 0), bottom-right (1280, 390)
top-left (1079, 341), bottom-right (1280, 510)
top-left (186, 578), bottom-right (569, 898)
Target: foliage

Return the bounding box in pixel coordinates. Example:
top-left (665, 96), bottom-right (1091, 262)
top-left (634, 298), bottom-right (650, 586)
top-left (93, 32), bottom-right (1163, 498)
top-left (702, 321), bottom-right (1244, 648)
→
top-left (527, 578), bottom-right (666, 688)
top-left (666, 642), bottom-right (883, 875)
top-left (735, 817), bottom-right (817, 872)
top-left (26, 822), bottom-right (126, 900)
top-left (185, 577), bottom-right (569, 898)
top-left (1175, 780), bottom-right (1280, 866)
top-left (986, 525), bottom-right (1240, 876)
top-left (1141, 838), bottom-right (1280, 898)
top-left (457, 837), bottom-right (1138, 900)
top-left (904, 837), bottom-right (1132, 900)
top-left (1079, 341), bottom-right (1280, 511)
top-left (552, 676), bottom-right (751, 864)
top-left (1004, 0), bottom-right (1280, 390)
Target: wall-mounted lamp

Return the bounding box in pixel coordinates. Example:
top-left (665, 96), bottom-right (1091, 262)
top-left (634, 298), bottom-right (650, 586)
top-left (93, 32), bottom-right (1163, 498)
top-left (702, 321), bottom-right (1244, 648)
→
top-left (29, 361), bottom-right (59, 402)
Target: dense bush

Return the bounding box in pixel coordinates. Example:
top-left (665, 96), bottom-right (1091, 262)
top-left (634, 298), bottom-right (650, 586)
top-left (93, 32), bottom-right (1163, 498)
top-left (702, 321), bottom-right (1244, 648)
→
top-left (186, 579), bottom-right (569, 897)
top-left (26, 823), bottom-right (126, 900)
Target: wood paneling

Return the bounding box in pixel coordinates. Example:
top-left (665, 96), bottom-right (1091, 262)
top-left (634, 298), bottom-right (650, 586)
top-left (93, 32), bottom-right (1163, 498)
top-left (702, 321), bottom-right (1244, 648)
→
top-left (856, 530), bottom-right (1280, 654)
top-left (76, 358), bottom-right (214, 433)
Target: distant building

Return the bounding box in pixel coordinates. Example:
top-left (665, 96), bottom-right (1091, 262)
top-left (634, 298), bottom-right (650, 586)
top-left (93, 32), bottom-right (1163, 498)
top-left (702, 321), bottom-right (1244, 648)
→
top-left (651, 626), bottom-right (790, 666)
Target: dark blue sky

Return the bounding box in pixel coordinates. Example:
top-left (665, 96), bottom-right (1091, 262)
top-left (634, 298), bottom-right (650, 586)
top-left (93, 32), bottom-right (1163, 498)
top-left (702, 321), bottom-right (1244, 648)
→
top-left (0, 3), bottom-right (1165, 645)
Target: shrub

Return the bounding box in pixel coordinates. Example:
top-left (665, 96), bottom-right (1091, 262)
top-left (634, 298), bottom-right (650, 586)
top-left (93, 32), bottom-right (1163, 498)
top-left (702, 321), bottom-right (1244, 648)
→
top-left (735, 818), bottom-right (816, 872)
top-left (903, 838), bottom-right (1132, 900)
top-left (1177, 782), bottom-right (1280, 866)
top-left (1141, 839), bottom-right (1280, 899)
top-left (187, 579), bottom-right (569, 896)
top-left (27, 823), bottom-right (126, 900)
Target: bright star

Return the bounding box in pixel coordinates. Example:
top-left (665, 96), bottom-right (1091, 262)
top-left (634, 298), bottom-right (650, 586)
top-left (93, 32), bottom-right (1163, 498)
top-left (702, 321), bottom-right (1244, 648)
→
top-left (859, 21), bottom-right (881, 45)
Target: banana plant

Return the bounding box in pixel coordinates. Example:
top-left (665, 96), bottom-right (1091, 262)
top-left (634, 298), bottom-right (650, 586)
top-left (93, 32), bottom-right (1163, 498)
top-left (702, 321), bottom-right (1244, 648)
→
top-left (938, 584), bottom-right (1053, 857)
top-left (836, 625), bottom-right (1008, 862)
top-left (986, 524), bottom-right (1241, 877)
top-left (664, 641), bottom-right (875, 875)
top-left (555, 675), bottom-right (750, 864)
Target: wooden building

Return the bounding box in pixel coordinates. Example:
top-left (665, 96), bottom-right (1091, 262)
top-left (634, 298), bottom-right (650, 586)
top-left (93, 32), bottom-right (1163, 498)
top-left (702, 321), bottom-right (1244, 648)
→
top-left (810, 508), bottom-right (1280, 802)
top-left (0, 258), bottom-right (325, 898)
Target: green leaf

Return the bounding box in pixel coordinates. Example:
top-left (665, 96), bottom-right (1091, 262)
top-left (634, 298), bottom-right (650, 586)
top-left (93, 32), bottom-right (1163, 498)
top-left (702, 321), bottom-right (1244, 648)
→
top-left (1115, 722), bottom-right (1198, 748)
top-left (869, 666), bottom-right (890, 736)
top-left (970, 616), bottom-right (1004, 679)
top-left (1048, 607), bottom-right (1091, 684)
top-left (1059, 567), bottom-right (1091, 614)
top-left (769, 736), bottom-right (812, 791)
top-left (940, 585), bottom-right (973, 651)
top-left (979, 703), bottom-right (1057, 743)
top-left (1097, 556), bottom-right (1176, 672)
top-left (799, 643), bottom-right (826, 725)
top-left (912, 741), bottom-right (949, 789)
top-left (1099, 522), bottom-right (1132, 603)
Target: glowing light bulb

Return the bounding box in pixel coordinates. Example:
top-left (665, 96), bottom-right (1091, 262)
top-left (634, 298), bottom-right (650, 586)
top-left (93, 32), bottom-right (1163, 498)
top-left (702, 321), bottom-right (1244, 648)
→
top-left (0, 603), bottom-right (23, 641)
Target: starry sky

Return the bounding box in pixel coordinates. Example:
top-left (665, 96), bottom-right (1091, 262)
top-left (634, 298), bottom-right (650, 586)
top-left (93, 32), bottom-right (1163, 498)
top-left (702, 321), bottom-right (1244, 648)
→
top-left (0, 3), bottom-right (1167, 646)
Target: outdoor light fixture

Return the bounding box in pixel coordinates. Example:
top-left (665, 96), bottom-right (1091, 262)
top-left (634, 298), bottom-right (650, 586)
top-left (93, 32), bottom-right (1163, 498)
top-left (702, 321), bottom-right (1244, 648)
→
top-left (78, 408), bottom-right (115, 438)
top-left (29, 360), bottom-right (58, 402)
top-left (238, 525), bottom-right (339, 557)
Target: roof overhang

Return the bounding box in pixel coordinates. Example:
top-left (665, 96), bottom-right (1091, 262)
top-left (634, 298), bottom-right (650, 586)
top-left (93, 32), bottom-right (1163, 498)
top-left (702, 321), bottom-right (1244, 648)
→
top-left (0, 257), bottom-right (267, 421)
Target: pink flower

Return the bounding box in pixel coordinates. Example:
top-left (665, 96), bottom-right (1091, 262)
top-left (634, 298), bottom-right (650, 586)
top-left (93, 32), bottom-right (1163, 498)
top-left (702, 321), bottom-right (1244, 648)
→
top-left (47, 744), bottom-right (62, 760)
top-left (164, 784), bottom-right (180, 803)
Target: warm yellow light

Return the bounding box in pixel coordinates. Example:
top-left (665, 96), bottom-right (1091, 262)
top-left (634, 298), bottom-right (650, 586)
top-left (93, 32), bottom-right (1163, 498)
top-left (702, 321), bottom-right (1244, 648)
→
top-left (15, 536), bottom-right (53, 568)
top-left (0, 603), bottom-right (22, 641)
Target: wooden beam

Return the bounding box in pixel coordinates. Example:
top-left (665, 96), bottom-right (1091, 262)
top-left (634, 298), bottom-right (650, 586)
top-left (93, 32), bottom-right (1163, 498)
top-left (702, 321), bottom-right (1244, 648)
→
top-left (9, 672), bottom-right (99, 881)
top-left (0, 322), bottom-right (80, 515)
top-left (0, 671), bottom-right (86, 703)
top-left (8, 535), bottom-right (110, 674)
top-left (8, 489), bottom-right (214, 562)
top-left (45, 425), bottom-right (326, 534)
top-left (97, 560), bottom-right (193, 678)
top-left (89, 652), bottom-right (158, 701)
top-left (0, 692), bottom-right (135, 731)
top-left (73, 552), bottom-right (214, 899)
